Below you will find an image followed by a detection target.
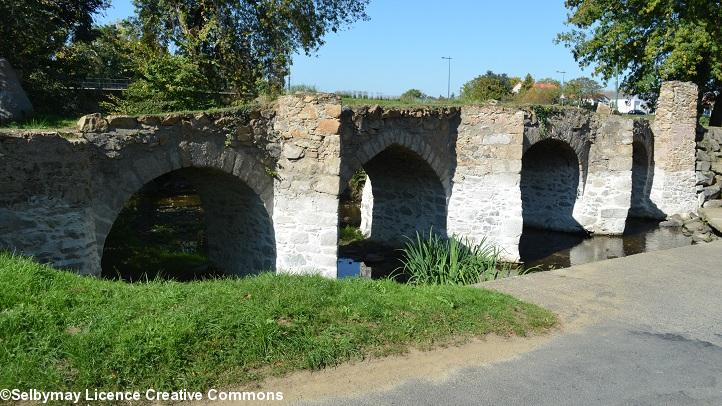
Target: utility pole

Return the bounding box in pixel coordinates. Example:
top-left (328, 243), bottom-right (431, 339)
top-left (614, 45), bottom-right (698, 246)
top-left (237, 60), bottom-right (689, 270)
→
top-left (442, 57), bottom-right (452, 99)
top-left (614, 72), bottom-right (620, 113)
top-left (287, 62), bottom-right (291, 93)
top-left (556, 70), bottom-right (567, 105)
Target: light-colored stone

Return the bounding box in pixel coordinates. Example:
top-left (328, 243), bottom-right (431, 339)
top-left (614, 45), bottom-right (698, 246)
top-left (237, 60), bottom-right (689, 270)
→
top-left (0, 58), bottom-right (33, 123)
top-left (77, 113), bottom-right (108, 132)
top-left (317, 119), bottom-right (341, 135)
top-left (282, 143), bottom-right (305, 160)
top-left (106, 115), bottom-right (138, 129)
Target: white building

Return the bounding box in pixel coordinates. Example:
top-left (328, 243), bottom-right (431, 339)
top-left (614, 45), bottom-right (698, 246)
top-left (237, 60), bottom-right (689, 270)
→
top-left (607, 94), bottom-right (651, 114)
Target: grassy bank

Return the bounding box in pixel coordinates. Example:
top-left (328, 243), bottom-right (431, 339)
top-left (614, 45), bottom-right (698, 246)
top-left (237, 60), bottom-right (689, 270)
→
top-left (0, 253), bottom-right (556, 392)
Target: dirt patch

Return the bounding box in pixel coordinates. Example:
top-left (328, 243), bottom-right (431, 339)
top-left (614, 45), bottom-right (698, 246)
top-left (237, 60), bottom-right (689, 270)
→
top-left (188, 332), bottom-right (559, 405)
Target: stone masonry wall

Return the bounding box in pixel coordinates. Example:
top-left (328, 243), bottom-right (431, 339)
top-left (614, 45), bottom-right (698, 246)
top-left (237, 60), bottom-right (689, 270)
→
top-left (523, 109), bottom-right (634, 235)
top-left (572, 115), bottom-right (634, 234)
top-left (695, 126), bottom-right (722, 208)
top-left (0, 84), bottom-right (701, 277)
top-left (271, 94), bottom-right (343, 277)
top-left (649, 81), bottom-right (699, 215)
top-left (447, 106), bottom-right (525, 259)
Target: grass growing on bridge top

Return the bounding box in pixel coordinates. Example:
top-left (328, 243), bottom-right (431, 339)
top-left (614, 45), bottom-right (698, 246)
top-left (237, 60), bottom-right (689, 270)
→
top-left (0, 252), bottom-right (555, 392)
top-left (0, 113), bottom-right (78, 130)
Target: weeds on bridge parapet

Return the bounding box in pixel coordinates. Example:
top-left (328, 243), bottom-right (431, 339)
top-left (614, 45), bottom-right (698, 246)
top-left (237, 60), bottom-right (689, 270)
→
top-left (530, 105), bottom-right (564, 138)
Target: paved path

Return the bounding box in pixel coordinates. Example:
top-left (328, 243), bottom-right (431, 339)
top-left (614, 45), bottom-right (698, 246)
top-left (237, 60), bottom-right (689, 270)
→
top-left (299, 242), bottom-right (722, 406)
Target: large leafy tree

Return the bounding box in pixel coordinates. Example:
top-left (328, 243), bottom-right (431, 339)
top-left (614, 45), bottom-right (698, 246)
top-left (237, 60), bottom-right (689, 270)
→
top-left (557, 0), bottom-right (722, 124)
top-left (460, 71), bottom-right (513, 102)
top-left (0, 0), bottom-right (110, 113)
top-left (56, 21), bottom-right (142, 80)
top-left (133, 0), bottom-right (370, 97)
top-left (0, 0), bottom-right (109, 75)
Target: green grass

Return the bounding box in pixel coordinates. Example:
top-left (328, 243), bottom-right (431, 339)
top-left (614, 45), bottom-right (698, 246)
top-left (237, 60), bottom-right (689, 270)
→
top-left (0, 253), bottom-right (556, 392)
top-left (0, 114), bottom-right (78, 129)
top-left (398, 231), bottom-right (526, 285)
top-left (342, 97), bottom-right (468, 108)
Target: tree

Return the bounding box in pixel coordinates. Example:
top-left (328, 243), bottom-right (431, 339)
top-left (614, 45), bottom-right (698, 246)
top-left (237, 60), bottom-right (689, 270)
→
top-left (0, 0), bottom-right (109, 75)
top-left (400, 89), bottom-right (426, 101)
top-left (56, 21), bottom-right (142, 80)
top-left (133, 0), bottom-right (370, 98)
top-left (460, 71), bottom-right (513, 102)
top-left (0, 0), bottom-right (110, 111)
top-left (102, 50), bottom-right (219, 114)
top-left (517, 86), bottom-right (561, 105)
top-left (521, 74), bottom-right (535, 93)
top-left (565, 77), bottom-right (603, 105)
top-left (557, 0), bottom-right (722, 124)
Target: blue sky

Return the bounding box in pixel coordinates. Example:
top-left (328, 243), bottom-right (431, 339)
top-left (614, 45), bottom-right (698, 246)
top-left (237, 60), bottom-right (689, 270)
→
top-left (95, 0), bottom-right (601, 96)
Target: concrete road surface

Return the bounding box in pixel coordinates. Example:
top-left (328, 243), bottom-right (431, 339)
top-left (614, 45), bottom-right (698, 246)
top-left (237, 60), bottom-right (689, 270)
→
top-left (297, 241), bottom-right (722, 406)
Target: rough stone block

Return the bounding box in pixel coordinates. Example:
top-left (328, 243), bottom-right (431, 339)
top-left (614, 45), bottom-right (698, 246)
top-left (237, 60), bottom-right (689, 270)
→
top-left (317, 119), bottom-right (340, 135)
top-left (77, 114), bottom-right (108, 132)
top-left (107, 115), bottom-right (138, 129)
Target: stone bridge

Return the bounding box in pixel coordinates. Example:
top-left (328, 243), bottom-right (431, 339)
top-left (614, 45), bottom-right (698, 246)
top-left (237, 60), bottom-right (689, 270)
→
top-left (0, 82), bottom-right (701, 277)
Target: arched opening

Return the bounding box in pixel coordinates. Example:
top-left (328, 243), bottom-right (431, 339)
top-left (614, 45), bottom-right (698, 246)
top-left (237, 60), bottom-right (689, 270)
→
top-left (101, 167), bottom-right (275, 281)
top-left (628, 140), bottom-right (664, 220)
top-left (519, 139), bottom-right (586, 266)
top-left (338, 145), bottom-right (447, 279)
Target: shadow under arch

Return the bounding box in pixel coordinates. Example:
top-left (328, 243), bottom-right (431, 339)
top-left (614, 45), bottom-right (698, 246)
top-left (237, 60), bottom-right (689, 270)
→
top-left (519, 138), bottom-right (587, 263)
top-left (101, 167), bottom-right (275, 281)
top-left (628, 136), bottom-right (665, 222)
top-left (348, 144), bottom-right (448, 246)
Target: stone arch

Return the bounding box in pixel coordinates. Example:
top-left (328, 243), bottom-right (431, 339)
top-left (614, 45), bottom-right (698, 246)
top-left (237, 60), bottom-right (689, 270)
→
top-left (340, 132), bottom-right (453, 196)
top-left (629, 125), bottom-right (664, 220)
top-left (520, 138), bottom-right (585, 233)
top-left (91, 139), bottom-right (275, 276)
top-left (524, 120), bottom-right (592, 191)
top-left (351, 143), bottom-right (448, 244)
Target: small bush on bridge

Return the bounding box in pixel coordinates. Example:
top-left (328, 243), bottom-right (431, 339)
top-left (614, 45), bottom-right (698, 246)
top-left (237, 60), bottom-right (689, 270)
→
top-left (398, 231), bottom-right (522, 285)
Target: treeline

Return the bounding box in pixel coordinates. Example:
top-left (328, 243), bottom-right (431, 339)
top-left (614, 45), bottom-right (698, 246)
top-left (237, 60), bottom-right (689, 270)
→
top-left (0, 0), bottom-right (370, 115)
top-left (459, 71), bottom-right (604, 106)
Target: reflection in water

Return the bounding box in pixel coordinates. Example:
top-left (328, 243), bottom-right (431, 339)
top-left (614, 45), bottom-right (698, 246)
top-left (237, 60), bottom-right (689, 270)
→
top-left (520, 218), bottom-right (693, 270)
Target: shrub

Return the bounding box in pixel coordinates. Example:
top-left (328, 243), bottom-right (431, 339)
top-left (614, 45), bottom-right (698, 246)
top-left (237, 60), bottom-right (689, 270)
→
top-left (102, 53), bottom-right (220, 114)
top-left (339, 225), bottom-right (365, 245)
top-left (460, 71), bottom-right (513, 102)
top-left (397, 230), bottom-right (521, 285)
top-left (400, 88), bottom-right (426, 102)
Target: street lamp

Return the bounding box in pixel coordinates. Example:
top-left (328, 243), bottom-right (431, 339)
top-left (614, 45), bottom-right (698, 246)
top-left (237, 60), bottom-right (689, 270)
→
top-left (556, 70), bottom-right (567, 105)
top-left (442, 57), bottom-right (452, 99)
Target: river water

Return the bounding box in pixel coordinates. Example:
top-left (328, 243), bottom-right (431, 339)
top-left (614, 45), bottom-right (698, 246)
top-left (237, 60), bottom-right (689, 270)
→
top-left (519, 218), bottom-right (692, 271)
top-left (338, 209), bottom-right (693, 277)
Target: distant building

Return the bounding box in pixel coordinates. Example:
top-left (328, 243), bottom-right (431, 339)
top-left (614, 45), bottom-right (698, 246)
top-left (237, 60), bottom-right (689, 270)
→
top-left (604, 92), bottom-right (651, 114)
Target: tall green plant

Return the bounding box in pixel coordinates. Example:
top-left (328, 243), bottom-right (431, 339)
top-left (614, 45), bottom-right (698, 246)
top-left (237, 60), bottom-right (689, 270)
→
top-left (397, 230), bottom-right (517, 286)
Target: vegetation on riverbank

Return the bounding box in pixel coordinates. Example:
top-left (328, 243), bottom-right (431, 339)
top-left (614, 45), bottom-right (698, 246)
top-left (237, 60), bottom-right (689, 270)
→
top-left (397, 231), bottom-right (526, 285)
top-left (0, 253), bottom-right (556, 392)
